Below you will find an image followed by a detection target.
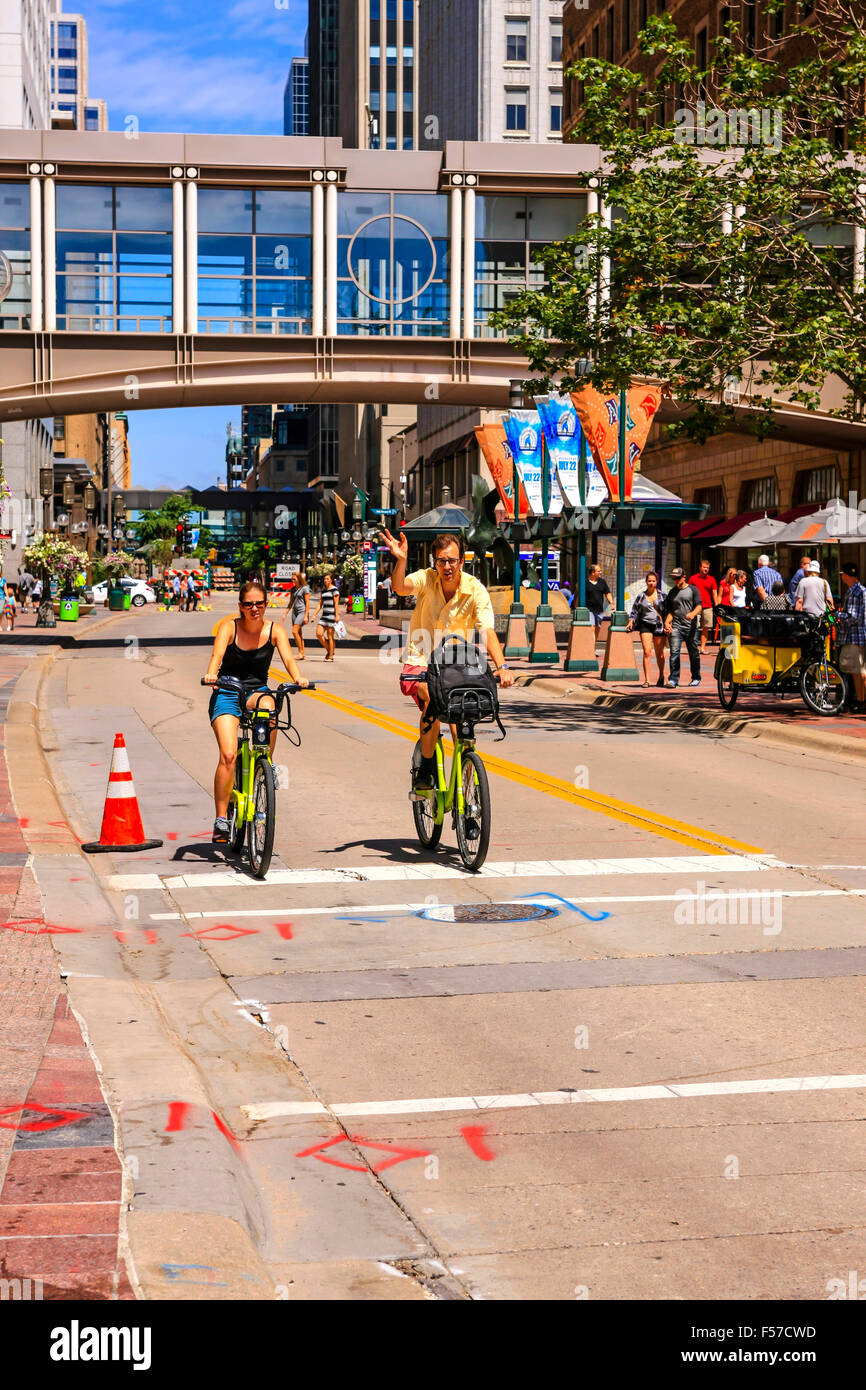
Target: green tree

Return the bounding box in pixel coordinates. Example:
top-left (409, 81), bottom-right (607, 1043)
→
top-left (493, 2), bottom-right (866, 441)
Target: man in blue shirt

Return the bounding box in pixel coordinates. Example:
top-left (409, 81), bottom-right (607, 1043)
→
top-left (752, 554), bottom-right (783, 604)
top-left (838, 562), bottom-right (866, 708)
top-left (788, 553), bottom-right (812, 606)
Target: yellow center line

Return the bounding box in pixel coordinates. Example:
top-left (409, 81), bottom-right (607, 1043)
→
top-left (267, 665), bottom-right (765, 858)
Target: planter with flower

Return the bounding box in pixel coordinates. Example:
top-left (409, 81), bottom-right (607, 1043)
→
top-left (24, 536), bottom-right (88, 627)
top-left (102, 551), bottom-right (134, 610)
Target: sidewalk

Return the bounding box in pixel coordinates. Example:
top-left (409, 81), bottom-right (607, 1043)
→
top-left (0, 633), bottom-right (134, 1299)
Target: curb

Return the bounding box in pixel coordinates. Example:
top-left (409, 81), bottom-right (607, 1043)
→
top-left (519, 675), bottom-right (866, 763)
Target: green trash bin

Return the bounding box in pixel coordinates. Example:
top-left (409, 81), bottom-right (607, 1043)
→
top-left (108, 585), bottom-right (126, 611)
top-left (58, 595), bottom-right (79, 622)
top-left (350, 595), bottom-right (365, 614)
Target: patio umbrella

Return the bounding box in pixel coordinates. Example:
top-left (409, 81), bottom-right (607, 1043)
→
top-left (711, 514), bottom-right (787, 548)
top-left (773, 500), bottom-right (866, 544)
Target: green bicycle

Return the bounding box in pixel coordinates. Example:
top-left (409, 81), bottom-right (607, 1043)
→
top-left (202, 674), bottom-right (313, 878)
top-left (410, 686), bottom-right (502, 872)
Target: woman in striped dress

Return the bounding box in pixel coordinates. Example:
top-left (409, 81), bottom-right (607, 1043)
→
top-left (314, 570), bottom-right (339, 661)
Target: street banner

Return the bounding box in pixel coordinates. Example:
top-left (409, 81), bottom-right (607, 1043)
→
top-left (535, 393), bottom-right (607, 508)
top-left (363, 555), bottom-right (377, 602)
top-left (474, 425), bottom-right (530, 520)
top-left (570, 385), bottom-right (663, 503)
top-left (502, 411), bottom-right (564, 517)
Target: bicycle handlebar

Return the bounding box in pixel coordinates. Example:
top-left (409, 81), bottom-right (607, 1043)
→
top-left (201, 676), bottom-right (317, 693)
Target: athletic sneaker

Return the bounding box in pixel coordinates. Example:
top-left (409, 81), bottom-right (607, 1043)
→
top-left (413, 759), bottom-right (435, 791)
top-left (666, 680), bottom-right (678, 688)
top-left (689, 678), bottom-right (701, 687)
top-left (212, 816), bottom-right (230, 844)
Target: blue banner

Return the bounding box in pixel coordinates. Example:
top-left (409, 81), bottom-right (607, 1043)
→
top-left (536, 394), bottom-right (607, 507)
top-left (502, 410), bottom-right (563, 516)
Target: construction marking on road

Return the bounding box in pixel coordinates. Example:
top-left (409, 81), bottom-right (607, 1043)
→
top-left (145, 885), bottom-right (866, 921)
top-left (107, 851), bottom-right (785, 894)
top-left (279, 675), bottom-right (766, 858)
top-left (243, 1071), bottom-right (866, 1122)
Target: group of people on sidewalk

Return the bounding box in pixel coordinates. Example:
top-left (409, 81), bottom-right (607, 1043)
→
top-left (283, 571), bottom-right (346, 663)
top-left (616, 555), bottom-right (866, 703)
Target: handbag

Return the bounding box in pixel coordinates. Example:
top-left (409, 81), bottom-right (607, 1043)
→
top-left (334, 619), bottom-right (347, 639)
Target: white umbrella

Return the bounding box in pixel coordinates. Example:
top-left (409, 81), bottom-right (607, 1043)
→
top-left (773, 500), bottom-right (866, 545)
top-left (713, 513), bottom-right (787, 548)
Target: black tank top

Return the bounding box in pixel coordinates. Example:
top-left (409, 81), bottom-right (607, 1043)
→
top-left (219, 620), bottom-right (274, 684)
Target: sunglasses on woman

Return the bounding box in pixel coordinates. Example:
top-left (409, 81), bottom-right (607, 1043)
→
top-left (240, 600), bottom-right (265, 609)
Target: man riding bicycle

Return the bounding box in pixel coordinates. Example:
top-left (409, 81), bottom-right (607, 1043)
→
top-left (379, 528), bottom-right (514, 789)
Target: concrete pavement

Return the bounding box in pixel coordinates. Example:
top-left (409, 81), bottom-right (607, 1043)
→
top-left (2, 594), bottom-right (866, 1300)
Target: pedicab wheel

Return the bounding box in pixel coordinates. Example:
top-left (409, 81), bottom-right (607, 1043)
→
top-left (247, 757), bottom-right (276, 877)
top-left (411, 740), bottom-right (442, 849)
top-left (800, 660), bottom-right (848, 716)
top-left (717, 657), bottom-right (739, 710)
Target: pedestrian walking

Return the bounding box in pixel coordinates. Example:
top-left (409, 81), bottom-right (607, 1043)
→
top-left (795, 560), bottom-right (834, 617)
top-left (313, 571), bottom-right (339, 661)
top-left (837, 563), bottom-right (866, 710)
top-left (730, 570), bottom-right (748, 607)
top-left (585, 563), bottom-right (611, 638)
top-left (2, 579), bottom-right (16, 632)
top-left (788, 554), bottom-right (812, 607)
top-left (626, 571), bottom-right (666, 686)
top-left (171, 574), bottom-right (182, 608)
top-left (663, 568), bottom-right (702, 687)
top-left (687, 558), bottom-right (719, 653)
top-left (752, 554), bottom-right (783, 604)
top-left (762, 580), bottom-right (792, 611)
top-left (717, 566), bottom-right (737, 608)
top-left (286, 571), bottom-right (310, 659)
top-left (184, 574), bottom-right (198, 611)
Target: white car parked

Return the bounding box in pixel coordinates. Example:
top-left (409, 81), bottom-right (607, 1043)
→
top-left (91, 578), bottom-right (156, 607)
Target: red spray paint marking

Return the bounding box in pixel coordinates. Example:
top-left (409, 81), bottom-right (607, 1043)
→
top-left (211, 1110), bottom-right (242, 1153)
top-left (47, 818), bottom-right (83, 844)
top-left (166, 832), bottom-right (179, 841)
top-left (181, 923), bottom-right (259, 941)
top-left (275, 922), bottom-right (294, 940)
top-left (461, 1124), bottom-right (496, 1161)
top-left (1, 918), bottom-right (82, 936)
top-left (0, 1103), bottom-right (90, 1132)
top-left (114, 931), bottom-right (126, 943)
top-left (164, 1101), bottom-right (191, 1133)
top-left (144, 930), bottom-right (158, 944)
top-left (295, 1134), bottom-right (430, 1174)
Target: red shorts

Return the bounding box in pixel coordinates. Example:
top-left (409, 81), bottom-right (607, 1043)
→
top-left (399, 665), bottom-right (428, 710)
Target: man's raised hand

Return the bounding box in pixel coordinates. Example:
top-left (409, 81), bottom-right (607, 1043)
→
top-left (379, 527), bottom-right (407, 561)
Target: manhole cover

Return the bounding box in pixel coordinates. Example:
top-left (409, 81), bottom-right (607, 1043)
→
top-left (416, 903), bottom-right (558, 923)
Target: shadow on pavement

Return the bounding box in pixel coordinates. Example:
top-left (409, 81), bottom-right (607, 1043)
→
top-left (498, 695), bottom-right (727, 741)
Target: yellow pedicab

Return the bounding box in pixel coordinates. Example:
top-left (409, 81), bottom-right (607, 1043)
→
top-left (715, 605), bottom-right (848, 716)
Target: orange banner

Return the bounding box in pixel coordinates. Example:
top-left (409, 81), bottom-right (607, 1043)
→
top-left (475, 425), bottom-right (530, 520)
top-left (570, 385), bottom-right (662, 502)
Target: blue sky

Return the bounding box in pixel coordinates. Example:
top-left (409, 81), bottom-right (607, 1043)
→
top-left (81, 0), bottom-right (307, 488)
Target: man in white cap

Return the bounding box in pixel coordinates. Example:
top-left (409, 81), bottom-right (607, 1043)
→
top-left (795, 559), bottom-right (834, 617)
top-left (752, 554), bottom-right (783, 604)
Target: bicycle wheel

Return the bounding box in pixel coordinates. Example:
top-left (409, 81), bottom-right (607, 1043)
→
top-left (227, 751), bottom-right (246, 854)
top-left (717, 657), bottom-right (739, 710)
top-left (247, 757), bottom-right (276, 877)
top-left (800, 659), bottom-right (848, 716)
top-left (454, 750), bottom-right (490, 872)
top-left (411, 740), bottom-right (442, 849)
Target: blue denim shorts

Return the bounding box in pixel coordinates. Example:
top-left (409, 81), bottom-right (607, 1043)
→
top-left (208, 684), bottom-right (270, 723)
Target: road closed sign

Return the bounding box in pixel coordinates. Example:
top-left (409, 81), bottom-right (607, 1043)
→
top-left (275, 563), bottom-right (300, 580)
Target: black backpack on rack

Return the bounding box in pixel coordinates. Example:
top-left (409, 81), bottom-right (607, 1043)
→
top-left (423, 634), bottom-right (506, 740)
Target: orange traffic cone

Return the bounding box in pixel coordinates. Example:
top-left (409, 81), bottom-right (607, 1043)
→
top-left (82, 733), bottom-right (163, 854)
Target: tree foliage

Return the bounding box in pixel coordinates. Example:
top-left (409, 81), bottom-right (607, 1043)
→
top-left (493, 1), bottom-right (866, 441)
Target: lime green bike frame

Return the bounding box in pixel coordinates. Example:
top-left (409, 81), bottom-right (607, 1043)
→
top-left (427, 733), bottom-right (470, 823)
top-left (231, 712), bottom-right (273, 825)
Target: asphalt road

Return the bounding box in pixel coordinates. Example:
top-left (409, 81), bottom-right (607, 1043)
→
top-left (22, 595), bottom-right (866, 1301)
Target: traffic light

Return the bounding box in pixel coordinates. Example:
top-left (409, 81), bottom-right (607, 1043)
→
top-left (175, 522), bottom-right (183, 554)
top-left (183, 520), bottom-right (192, 553)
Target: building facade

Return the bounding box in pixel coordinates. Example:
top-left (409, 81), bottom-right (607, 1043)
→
top-left (308, 0), bottom-right (341, 137)
top-left (419, 0), bottom-right (564, 148)
top-left (283, 55), bottom-right (309, 137)
top-left (49, 7), bottom-right (106, 130)
top-left (0, 0), bottom-right (51, 129)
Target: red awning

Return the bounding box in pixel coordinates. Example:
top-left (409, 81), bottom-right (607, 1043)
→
top-left (681, 515), bottom-right (722, 539)
top-left (696, 509), bottom-right (768, 541)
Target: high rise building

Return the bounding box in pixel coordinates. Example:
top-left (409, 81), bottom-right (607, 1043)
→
top-left (0, 0), bottom-right (52, 129)
top-left (339, 0), bottom-right (419, 150)
top-left (283, 55), bottom-right (309, 136)
top-left (308, 0), bottom-right (341, 137)
top-left (49, 7), bottom-right (107, 130)
top-left (419, 0), bottom-right (564, 148)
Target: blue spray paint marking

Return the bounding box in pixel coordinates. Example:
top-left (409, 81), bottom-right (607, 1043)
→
top-left (523, 891), bottom-right (611, 922)
top-left (335, 916), bottom-right (388, 923)
top-left (161, 1263), bottom-right (229, 1286)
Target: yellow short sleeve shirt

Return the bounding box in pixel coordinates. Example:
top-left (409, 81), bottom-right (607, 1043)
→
top-left (402, 569), bottom-right (496, 666)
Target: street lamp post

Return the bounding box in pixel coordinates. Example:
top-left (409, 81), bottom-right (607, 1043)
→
top-left (504, 379), bottom-right (530, 660)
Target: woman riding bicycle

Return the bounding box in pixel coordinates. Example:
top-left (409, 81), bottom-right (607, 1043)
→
top-left (203, 577), bottom-right (307, 844)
